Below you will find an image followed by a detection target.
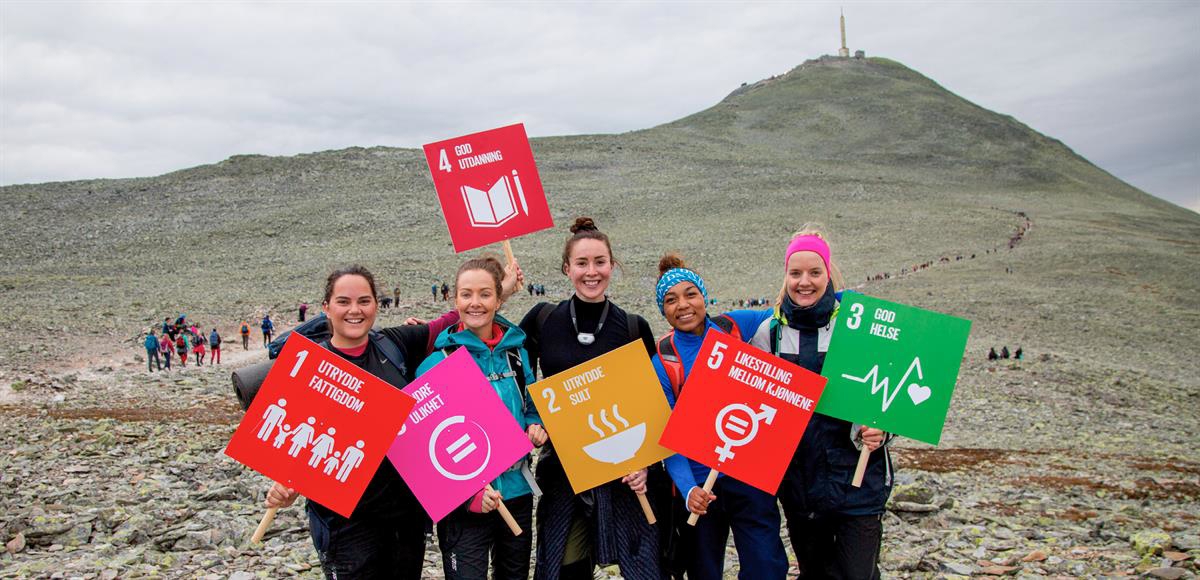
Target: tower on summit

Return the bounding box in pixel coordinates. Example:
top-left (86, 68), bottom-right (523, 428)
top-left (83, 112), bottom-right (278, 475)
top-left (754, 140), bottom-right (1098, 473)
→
top-left (839, 9), bottom-right (850, 58)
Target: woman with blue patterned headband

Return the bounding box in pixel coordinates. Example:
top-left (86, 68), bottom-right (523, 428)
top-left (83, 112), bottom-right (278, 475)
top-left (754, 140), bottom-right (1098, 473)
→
top-left (650, 253), bottom-right (787, 580)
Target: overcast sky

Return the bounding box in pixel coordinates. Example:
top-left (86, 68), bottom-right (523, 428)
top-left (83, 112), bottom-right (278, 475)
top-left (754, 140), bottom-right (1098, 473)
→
top-left (2, 1), bottom-right (1196, 211)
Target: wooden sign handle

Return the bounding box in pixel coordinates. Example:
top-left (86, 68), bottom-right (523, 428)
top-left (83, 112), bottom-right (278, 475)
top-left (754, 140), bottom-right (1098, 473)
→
top-left (633, 472), bottom-right (657, 524)
top-left (487, 484), bottom-right (523, 536)
top-left (250, 507), bottom-right (278, 543)
top-left (851, 446), bottom-right (871, 488)
top-left (502, 240), bottom-right (516, 267)
top-left (686, 469), bottom-right (719, 526)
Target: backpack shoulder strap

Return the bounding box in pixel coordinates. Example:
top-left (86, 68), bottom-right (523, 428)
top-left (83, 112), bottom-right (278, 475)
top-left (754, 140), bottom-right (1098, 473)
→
top-left (369, 330), bottom-right (407, 377)
top-left (712, 314), bottom-right (742, 341)
top-left (655, 331), bottom-right (685, 398)
top-left (627, 313), bottom-right (644, 344)
top-left (534, 302), bottom-right (555, 336)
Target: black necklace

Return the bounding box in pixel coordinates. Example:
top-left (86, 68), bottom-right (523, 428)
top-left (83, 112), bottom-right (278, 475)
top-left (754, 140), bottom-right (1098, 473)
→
top-left (569, 297), bottom-right (610, 346)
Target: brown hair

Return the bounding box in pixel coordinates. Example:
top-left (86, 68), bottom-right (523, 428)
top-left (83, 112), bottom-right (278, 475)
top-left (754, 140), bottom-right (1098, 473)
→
top-left (560, 217), bottom-right (619, 275)
top-left (657, 252), bottom-right (686, 279)
top-left (323, 264), bottom-right (378, 304)
top-left (777, 224), bottom-right (846, 306)
top-left (455, 255), bottom-right (505, 295)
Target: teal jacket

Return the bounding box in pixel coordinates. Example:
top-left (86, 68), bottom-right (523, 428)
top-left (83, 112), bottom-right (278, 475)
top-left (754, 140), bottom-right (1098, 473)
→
top-left (416, 314), bottom-right (540, 501)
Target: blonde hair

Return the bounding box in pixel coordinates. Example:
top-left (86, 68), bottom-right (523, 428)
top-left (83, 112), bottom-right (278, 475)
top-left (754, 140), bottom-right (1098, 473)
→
top-left (777, 223), bottom-right (845, 306)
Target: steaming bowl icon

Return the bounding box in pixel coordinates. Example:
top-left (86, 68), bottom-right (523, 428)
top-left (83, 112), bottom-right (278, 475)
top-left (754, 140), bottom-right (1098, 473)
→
top-left (582, 423), bottom-right (646, 464)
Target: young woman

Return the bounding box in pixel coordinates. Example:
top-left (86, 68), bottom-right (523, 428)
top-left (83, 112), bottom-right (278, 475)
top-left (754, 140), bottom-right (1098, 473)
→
top-left (263, 265), bottom-right (463, 578)
top-left (746, 226), bottom-right (891, 579)
top-left (519, 217), bottom-right (662, 580)
top-left (650, 254), bottom-right (788, 580)
top-left (159, 332), bottom-right (173, 370)
top-left (416, 256), bottom-right (546, 580)
top-left (192, 328), bottom-right (206, 366)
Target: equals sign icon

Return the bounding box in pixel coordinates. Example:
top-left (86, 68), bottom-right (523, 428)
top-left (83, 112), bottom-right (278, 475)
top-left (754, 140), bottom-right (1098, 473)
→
top-left (724, 414), bottom-right (749, 435)
top-left (445, 433), bottom-right (477, 464)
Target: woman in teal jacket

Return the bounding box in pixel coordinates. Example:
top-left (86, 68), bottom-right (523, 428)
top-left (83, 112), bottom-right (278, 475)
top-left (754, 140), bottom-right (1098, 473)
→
top-left (416, 255), bottom-right (547, 580)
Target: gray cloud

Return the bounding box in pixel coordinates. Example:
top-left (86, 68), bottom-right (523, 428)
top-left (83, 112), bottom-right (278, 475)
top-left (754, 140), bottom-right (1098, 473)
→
top-left (1, 1), bottom-right (1196, 211)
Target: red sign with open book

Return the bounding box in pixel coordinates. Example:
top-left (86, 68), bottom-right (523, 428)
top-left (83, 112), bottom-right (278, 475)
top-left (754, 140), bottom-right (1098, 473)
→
top-left (423, 123), bottom-right (554, 253)
top-left (224, 334), bottom-right (415, 517)
top-left (658, 334), bottom-right (827, 494)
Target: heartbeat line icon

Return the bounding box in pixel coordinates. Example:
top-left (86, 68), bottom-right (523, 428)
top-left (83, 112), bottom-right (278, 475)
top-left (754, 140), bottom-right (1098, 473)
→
top-left (841, 357), bottom-right (930, 412)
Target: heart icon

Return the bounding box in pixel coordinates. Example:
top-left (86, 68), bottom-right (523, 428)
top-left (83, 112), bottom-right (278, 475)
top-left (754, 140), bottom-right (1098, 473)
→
top-left (907, 383), bottom-right (931, 406)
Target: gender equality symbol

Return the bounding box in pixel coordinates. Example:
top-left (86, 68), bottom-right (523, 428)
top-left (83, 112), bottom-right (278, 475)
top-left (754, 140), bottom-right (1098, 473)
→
top-left (713, 402), bottom-right (777, 462)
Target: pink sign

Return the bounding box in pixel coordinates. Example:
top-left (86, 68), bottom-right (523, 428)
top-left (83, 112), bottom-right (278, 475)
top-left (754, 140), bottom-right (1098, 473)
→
top-left (386, 348), bottom-right (534, 522)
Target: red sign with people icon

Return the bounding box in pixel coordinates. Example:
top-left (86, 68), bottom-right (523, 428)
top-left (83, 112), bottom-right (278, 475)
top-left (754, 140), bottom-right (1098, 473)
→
top-left (423, 123), bottom-right (555, 253)
top-left (658, 334), bottom-right (827, 494)
top-left (224, 334), bottom-right (416, 518)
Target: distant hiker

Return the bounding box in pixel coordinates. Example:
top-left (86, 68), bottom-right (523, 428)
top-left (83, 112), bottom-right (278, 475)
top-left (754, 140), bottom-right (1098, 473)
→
top-left (432, 283), bottom-right (439, 301)
top-left (176, 334), bottom-right (189, 365)
top-left (159, 333), bottom-right (173, 370)
top-left (192, 331), bottom-right (206, 366)
top-left (240, 321), bottom-right (251, 350)
top-left (299, 302), bottom-right (308, 322)
top-left (988, 347), bottom-right (998, 360)
top-left (379, 295), bottom-right (391, 309)
top-left (440, 281), bottom-right (449, 301)
top-left (209, 328), bottom-right (222, 365)
top-left (1014, 346), bottom-right (1023, 360)
top-left (528, 282), bottom-right (535, 296)
top-left (393, 286), bottom-right (401, 306)
top-left (160, 317), bottom-right (171, 337)
top-left (261, 315), bottom-right (274, 347)
top-left (145, 331), bottom-right (162, 372)
top-left (1001, 346), bottom-right (1010, 359)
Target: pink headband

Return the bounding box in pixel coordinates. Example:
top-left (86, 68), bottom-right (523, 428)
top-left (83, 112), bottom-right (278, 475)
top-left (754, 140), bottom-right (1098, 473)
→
top-left (784, 235), bottom-right (831, 272)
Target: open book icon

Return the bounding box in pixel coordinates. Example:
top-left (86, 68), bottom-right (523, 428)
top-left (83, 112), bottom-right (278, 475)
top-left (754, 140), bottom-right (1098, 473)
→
top-left (460, 170), bottom-right (529, 228)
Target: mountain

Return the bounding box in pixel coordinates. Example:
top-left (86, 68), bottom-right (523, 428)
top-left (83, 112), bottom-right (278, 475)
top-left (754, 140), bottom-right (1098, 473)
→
top-left (2, 54), bottom-right (1197, 578)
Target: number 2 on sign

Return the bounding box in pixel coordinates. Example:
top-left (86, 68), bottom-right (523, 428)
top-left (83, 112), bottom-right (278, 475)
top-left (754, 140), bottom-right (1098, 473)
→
top-left (707, 341), bottom-right (727, 370)
top-left (289, 350), bottom-right (309, 377)
top-left (542, 387), bottom-right (562, 414)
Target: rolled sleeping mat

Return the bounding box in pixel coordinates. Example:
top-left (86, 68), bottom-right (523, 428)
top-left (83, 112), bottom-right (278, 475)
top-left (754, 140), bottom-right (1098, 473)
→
top-left (231, 359), bottom-right (275, 411)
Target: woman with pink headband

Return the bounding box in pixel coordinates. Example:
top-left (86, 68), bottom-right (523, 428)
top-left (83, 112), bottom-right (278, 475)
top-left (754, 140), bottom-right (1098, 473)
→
top-left (745, 224), bottom-right (893, 579)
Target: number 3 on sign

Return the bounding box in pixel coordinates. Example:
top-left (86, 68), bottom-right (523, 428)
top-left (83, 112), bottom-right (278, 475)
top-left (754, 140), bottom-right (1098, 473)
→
top-left (845, 303), bottom-right (865, 330)
top-left (707, 341), bottom-right (727, 370)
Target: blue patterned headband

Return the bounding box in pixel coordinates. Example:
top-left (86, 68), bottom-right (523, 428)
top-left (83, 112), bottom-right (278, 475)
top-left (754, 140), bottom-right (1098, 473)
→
top-left (656, 268), bottom-right (707, 314)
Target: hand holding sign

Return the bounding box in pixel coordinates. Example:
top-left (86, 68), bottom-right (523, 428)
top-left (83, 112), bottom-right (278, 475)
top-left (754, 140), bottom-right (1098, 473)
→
top-left (224, 334), bottom-right (416, 540)
top-left (387, 349), bottom-right (533, 534)
top-left (818, 293), bottom-right (971, 485)
top-left (659, 335), bottom-right (827, 525)
top-left (532, 341), bottom-right (673, 523)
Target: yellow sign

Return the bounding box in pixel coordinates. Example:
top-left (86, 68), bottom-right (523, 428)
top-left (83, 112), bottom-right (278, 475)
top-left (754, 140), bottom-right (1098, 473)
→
top-left (533, 340), bottom-right (674, 493)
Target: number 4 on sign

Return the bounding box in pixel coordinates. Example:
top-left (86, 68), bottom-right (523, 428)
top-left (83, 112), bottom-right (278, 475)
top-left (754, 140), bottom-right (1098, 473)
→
top-left (438, 149), bottom-right (452, 173)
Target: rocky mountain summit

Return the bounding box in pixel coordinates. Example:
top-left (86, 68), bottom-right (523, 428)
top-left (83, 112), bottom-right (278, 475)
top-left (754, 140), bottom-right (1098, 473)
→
top-left (1, 55), bottom-right (1197, 577)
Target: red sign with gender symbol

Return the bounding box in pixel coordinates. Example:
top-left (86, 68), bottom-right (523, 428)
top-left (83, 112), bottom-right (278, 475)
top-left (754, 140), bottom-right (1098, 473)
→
top-left (423, 123), bottom-right (554, 253)
top-left (658, 333), bottom-right (827, 494)
top-left (224, 334), bottom-right (416, 518)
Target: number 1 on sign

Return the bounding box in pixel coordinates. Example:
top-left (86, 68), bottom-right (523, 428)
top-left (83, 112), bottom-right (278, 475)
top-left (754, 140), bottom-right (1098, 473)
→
top-left (290, 350), bottom-right (309, 377)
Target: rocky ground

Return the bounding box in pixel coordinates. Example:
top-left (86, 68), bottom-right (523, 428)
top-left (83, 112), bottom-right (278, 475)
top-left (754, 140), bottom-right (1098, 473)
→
top-left (0, 300), bottom-right (1195, 579)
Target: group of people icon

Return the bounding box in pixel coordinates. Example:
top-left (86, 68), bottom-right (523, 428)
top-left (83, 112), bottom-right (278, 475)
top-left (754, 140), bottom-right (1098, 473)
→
top-left (256, 399), bottom-right (366, 482)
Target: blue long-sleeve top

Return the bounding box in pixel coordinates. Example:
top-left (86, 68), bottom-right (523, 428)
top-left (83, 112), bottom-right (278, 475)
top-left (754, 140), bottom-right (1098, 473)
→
top-left (651, 309), bottom-right (773, 503)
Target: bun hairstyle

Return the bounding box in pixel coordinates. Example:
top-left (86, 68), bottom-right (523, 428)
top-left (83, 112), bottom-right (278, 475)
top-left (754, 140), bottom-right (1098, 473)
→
top-left (561, 216), bottom-right (619, 274)
top-left (777, 223), bottom-right (846, 306)
top-left (323, 264), bottom-right (378, 304)
top-left (455, 254), bottom-right (506, 295)
top-left (657, 252), bottom-right (686, 279)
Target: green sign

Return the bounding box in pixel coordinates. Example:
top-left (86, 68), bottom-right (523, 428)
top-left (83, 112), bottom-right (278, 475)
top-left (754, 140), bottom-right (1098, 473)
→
top-left (817, 293), bottom-right (971, 445)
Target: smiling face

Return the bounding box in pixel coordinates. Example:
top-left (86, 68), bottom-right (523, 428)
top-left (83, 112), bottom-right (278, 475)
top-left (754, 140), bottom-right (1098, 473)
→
top-left (565, 238), bottom-right (613, 302)
top-left (455, 268), bottom-right (501, 338)
top-left (785, 251), bottom-right (830, 308)
top-left (322, 274), bottom-right (377, 348)
top-left (662, 281), bottom-right (707, 335)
